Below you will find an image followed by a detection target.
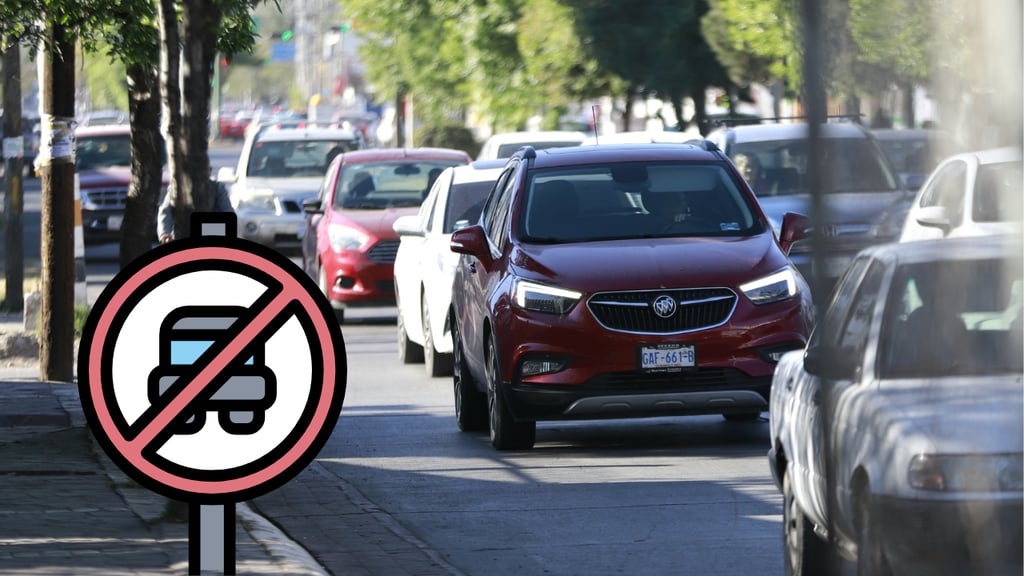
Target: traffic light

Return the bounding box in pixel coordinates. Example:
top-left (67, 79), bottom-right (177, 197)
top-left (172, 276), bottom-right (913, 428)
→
top-left (280, 29), bottom-right (293, 42)
top-left (339, 21), bottom-right (351, 33)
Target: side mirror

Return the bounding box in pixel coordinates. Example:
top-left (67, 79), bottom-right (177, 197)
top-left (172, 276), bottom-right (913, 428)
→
top-left (778, 212), bottom-right (812, 255)
top-left (216, 166), bottom-right (237, 183)
top-left (302, 197), bottom-right (323, 215)
top-left (803, 343), bottom-right (856, 380)
top-left (393, 215), bottom-right (424, 237)
top-left (450, 225), bottom-right (490, 262)
top-left (915, 205), bottom-right (951, 233)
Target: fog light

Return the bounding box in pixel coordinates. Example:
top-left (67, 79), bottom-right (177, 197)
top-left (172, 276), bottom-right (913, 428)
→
top-left (336, 276), bottom-right (356, 289)
top-left (758, 344), bottom-right (804, 363)
top-left (520, 357), bottom-right (568, 377)
top-left (244, 221), bottom-right (259, 234)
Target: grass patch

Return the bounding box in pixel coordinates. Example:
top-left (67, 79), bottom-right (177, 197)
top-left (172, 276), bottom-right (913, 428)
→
top-left (0, 261), bottom-right (41, 313)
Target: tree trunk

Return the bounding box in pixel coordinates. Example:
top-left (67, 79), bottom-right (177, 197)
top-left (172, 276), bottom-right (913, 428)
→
top-left (670, 95), bottom-right (686, 132)
top-left (180, 0), bottom-right (220, 214)
top-left (902, 82), bottom-right (916, 129)
top-left (692, 88), bottom-right (709, 136)
top-left (157, 0), bottom-right (187, 239)
top-left (3, 39), bottom-right (24, 312)
top-left (120, 63), bottom-right (164, 268)
top-left (38, 23), bottom-right (76, 382)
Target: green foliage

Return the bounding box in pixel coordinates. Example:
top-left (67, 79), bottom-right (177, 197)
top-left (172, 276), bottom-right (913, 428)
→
top-left (703, 0), bottom-right (799, 89)
top-left (415, 123), bottom-right (480, 157)
top-left (73, 304), bottom-right (89, 338)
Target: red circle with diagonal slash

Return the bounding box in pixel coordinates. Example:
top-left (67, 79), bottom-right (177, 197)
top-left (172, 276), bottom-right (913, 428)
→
top-left (78, 241), bottom-right (345, 502)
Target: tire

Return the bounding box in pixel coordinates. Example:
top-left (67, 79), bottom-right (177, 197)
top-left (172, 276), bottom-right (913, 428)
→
top-left (486, 335), bottom-right (535, 450)
top-left (453, 320), bottom-right (487, 432)
top-left (423, 300), bottom-right (453, 377)
top-left (857, 489), bottom-right (892, 576)
top-left (783, 467), bottom-right (836, 576)
top-left (723, 412), bottom-right (763, 422)
top-left (318, 265), bottom-right (346, 324)
top-left (397, 310), bottom-right (424, 364)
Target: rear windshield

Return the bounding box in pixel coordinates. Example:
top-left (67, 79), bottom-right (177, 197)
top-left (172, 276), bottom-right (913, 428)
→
top-left (334, 160), bottom-right (467, 209)
top-left (729, 137), bottom-right (899, 195)
top-left (520, 161), bottom-right (764, 243)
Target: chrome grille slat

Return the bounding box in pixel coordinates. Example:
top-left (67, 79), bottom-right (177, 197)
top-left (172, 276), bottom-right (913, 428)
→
top-left (84, 188), bottom-right (128, 209)
top-left (587, 287), bottom-right (737, 334)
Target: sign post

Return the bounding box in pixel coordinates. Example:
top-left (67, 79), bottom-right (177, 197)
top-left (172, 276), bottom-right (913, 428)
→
top-left (78, 212), bottom-right (346, 574)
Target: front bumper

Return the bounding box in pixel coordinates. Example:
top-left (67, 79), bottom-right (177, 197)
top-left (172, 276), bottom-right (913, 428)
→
top-left (236, 211), bottom-right (307, 255)
top-left (873, 494), bottom-right (1023, 575)
top-left (321, 252), bottom-right (397, 307)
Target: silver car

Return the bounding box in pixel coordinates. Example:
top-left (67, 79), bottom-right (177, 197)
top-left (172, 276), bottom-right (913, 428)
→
top-left (768, 234), bottom-right (1023, 576)
top-left (218, 125), bottom-right (361, 255)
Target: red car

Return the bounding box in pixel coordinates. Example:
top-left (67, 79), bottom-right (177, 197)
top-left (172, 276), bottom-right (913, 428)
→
top-left (449, 143), bottom-right (816, 450)
top-left (302, 148), bottom-right (472, 322)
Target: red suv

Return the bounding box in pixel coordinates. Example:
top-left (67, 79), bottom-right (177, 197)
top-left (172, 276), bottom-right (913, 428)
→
top-left (302, 148), bottom-right (472, 322)
top-left (449, 143), bottom-right (815, 450)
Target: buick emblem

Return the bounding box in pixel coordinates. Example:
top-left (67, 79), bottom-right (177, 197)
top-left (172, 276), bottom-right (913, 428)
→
top-left (652, 295), bottom-right (677, 318)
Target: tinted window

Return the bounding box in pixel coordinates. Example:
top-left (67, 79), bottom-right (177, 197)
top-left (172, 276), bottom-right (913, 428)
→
top-left (519, 162), bottom-right (762, 243)
top-left (444, 180), bottom-right (497, 233)
top-left (730, 137), bottom-right (899, 195)
top-left (973, 160), bottom-right (1023, 223)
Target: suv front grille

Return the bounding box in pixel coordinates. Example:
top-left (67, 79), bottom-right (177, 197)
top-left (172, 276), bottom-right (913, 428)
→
top-left (367, 240), bottom-right (400, 263)
top-left (83, 187), bottom-right (128, 209)
top-left (587, 288), bottom-right (736, 334)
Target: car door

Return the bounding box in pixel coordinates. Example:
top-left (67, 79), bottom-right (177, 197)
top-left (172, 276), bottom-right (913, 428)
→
top-left (788, 255), bottom-right (871, 528)
top-left (398, 170), bottom-right (446, 342)
top-left (460, 165), bottom-right (516, 383)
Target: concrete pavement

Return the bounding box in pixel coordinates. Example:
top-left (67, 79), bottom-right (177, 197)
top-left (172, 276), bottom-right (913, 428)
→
top-left (0, 311), bottom-right (462, 576)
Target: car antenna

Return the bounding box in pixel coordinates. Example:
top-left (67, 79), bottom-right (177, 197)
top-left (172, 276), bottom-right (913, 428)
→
top-left (591, 104), bottom-right (600, 145)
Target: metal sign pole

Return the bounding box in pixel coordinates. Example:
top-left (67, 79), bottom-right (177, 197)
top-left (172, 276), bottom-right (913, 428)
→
top-left (191, 213), bottom-right (236, 575)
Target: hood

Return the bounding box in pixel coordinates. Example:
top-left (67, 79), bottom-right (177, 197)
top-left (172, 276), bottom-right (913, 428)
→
top-left (77, 166), bottom-right (133, 187)
top-left (510, 233), bottom-right (787, 291)
top-left (238, 176), bottom-right (323, 198)
top-left (880, 376), bottom-right (1024, 453)
top-left (334, 206), bottom-right (420, 239)
top-left (759, 191), bottom-right (905, 225)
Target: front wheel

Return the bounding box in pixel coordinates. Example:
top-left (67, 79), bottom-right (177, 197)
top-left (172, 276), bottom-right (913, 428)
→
top-left (486, 335), bottom-right (535, 450)
top-left (856, 489), bottom-right (892, 576)
top-left (423, 300), bottom-right (453, 377)
top-left (397, 310), bottom-right (424, 364)
top-left (783, 467), bottom-right (837, 576)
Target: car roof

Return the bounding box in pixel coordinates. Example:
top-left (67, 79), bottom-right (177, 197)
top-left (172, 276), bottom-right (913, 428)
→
top-left (863, 234), bottom-right (1022, 265)
top-left (75, 124), bottom-right (131, 137)
top-left (521, 142), bottom-right (724, 168)
top-left (710, 121), bottom-right (873, 144)
top-left (339, 147), bottom-right (472, 163)
top-left (483, 130), bottom-right (587, 145)
top-left (254, 126), bottom-right (360, 142)
top-left (580, 131), bottom-right (701, 145)
top-left (949, 146), bottom-right (1022, 164)
top-left (450, 161), bottom-right (506, 184)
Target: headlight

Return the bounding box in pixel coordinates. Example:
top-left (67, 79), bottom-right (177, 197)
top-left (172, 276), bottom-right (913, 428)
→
top-left (512, 279), bottom-right (582, 314)
top-left (79, 190), bottom-right (97, 211)
top-left (740, 267), bottom-right (798, 305)
top-left (909, 453), bottom-right (1024, 492)
top-left (233, 189), bottom-right (276, 212)
top-left (328, 223), bottom-right (370, 252)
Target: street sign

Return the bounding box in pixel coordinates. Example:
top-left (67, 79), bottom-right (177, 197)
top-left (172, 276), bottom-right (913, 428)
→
top-left (78, 214), bottom-right (346, 504)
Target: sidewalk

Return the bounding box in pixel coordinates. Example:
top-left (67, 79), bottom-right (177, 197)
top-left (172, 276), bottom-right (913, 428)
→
top-left (0, 316), bottom-right (329, 575)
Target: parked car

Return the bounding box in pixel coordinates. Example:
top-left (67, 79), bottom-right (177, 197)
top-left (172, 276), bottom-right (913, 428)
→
top-left (707, 121), bottom-right (908, 298)
top-left (477, 130), bottom-right (587, 160)
top-left (79, 109), bottom-right (128, 127)
top-left (301, 147), bottom-right (473, 323)
top-left (392, 160), bottom-right (505, 377)
top-left (217, 125), bottom-right (362, 256)
top-left (899, 146), bottom-right (1022, 242)
top-left (75, 124), bottom-right (162, 243)
top-left (768, 234), bottom-right (1023, 576)
top-left (871, 128), bottom-right (957, 191)
top-left (449, 143), bottom-right (815, 450)
top-left (219, 109), bottom-right (257, 140)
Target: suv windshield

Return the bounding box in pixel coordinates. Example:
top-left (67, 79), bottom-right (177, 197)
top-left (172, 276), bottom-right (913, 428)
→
top-left (520, 161), bottom-right (763, 243)
top-left (334, 160), bottom-right (466, 209)
top-left (729, 137), bottom-right (899, 195)
top-left (76, 134), bottom-right (133, 169)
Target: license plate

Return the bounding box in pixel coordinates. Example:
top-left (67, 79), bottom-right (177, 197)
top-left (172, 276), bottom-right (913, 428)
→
top-left (639, 343), bottom-right (696, 372)
top-left (107, 215), bottom-right (123, 231)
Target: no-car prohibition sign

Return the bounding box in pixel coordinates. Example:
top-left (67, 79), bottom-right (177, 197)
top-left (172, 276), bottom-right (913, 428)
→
top-left (78, 231), bottom-right (346, 504)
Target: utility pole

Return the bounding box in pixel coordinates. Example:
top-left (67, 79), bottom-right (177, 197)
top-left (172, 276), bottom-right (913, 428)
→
top-left (37, 22), bottom-right (76, 382)
top-left (2, 38), bottom-right (25, 313)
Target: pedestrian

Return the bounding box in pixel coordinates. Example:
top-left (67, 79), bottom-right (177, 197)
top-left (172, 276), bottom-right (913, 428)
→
top-left (157, 180), bottom-right (234, 243)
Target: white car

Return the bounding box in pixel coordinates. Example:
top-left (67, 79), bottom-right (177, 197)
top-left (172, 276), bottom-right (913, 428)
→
top-left (579, 129), bottom-right (702, 146)
top-left (392, 160), bottom-right (505, 376)
top-left (768, 234), bottom-right (1023, 576)
top-left (476, 130), bottom-right (585, 160)
top-left (217, 126), bottom-right (361, 255)
top-left (900, 146), bottom-right (1022, 242)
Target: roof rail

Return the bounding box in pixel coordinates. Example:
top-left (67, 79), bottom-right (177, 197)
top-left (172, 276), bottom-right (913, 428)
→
top-left (710, 113), bottom-right (865, 128)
